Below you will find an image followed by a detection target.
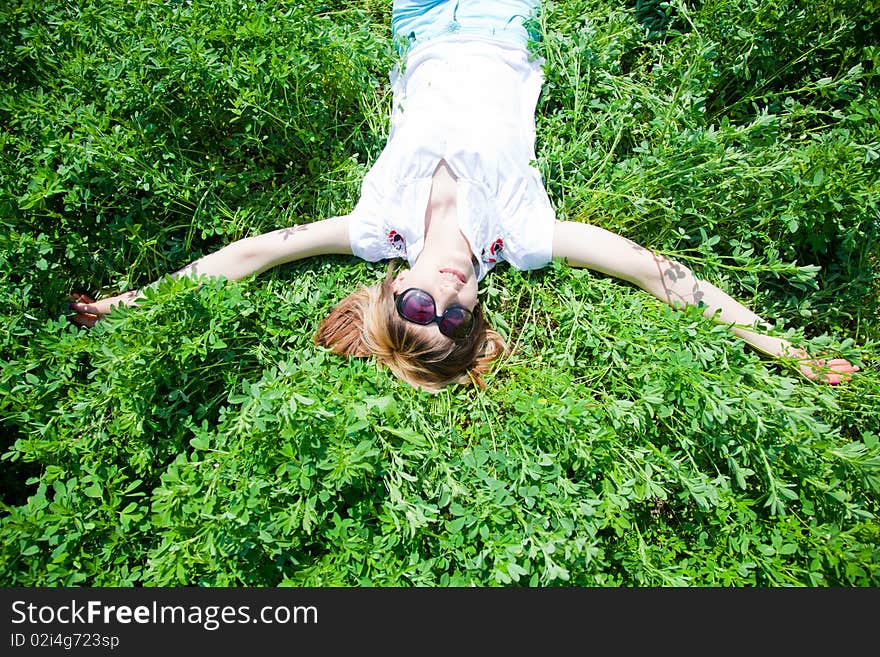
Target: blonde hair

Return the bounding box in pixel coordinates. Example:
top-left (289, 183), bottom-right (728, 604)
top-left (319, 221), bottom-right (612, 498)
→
top-left (314, 264), bottom-right (506, 392)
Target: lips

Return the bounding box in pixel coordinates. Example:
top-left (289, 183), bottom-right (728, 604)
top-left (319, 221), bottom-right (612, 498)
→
top-left (439, 268), bottom-right (467, 284)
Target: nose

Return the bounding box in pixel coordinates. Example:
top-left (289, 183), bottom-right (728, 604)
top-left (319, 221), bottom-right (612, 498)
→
top-left (429, 285), bottom-right (461, 313)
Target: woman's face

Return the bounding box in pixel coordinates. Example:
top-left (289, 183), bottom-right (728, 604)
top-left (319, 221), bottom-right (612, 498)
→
top-left (391, 258), bottom-right (479, 339)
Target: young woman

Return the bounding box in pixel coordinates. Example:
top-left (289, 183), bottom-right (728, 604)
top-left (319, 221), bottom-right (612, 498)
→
top-left (69, 0), bottom-right (859, 391)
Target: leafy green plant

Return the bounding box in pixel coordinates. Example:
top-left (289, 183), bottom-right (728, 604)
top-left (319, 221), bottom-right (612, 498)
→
top-left (1, 0), bottom-right (878, 586)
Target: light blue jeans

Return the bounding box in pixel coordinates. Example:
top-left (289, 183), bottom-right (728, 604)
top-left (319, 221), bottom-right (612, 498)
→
top-left (392, 0), bottom-right (541, 51)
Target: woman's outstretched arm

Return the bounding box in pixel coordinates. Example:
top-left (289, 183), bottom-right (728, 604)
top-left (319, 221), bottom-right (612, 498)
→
top-left (551, 220), bottom-right (859, 384)
top-left (69, 215), bottom-right (352, 326)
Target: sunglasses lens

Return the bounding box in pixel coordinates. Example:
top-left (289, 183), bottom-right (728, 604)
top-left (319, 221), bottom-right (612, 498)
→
top-left (398, 289), bottom-right (435, 324)
top-left (396, 288), bottom-right (475, 340)
top-left (439, 307), bottom-right (474, 339)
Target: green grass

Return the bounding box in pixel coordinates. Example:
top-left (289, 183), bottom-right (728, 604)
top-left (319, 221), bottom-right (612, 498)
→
top-left (1, 0), bottom-right (878, 586)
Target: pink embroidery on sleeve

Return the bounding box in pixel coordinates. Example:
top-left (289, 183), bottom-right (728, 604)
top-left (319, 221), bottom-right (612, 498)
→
top-left (482, 238), bottom-right (504, 264)
top-left (388, 230), bottom-right (407, 257)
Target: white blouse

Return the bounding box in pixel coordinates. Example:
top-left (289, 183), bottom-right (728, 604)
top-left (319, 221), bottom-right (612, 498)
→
top-left (348, 36), bottom-right (557, 281)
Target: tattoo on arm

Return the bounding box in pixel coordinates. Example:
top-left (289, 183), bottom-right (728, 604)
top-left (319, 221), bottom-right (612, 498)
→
top-left (173, 261), bottom-right (201, 278)
top-left (170, 224), bottom-right (309, 278)
top-left (278, 224), bottom-right (309, 239)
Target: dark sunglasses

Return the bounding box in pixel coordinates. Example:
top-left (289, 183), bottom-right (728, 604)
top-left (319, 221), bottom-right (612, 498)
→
top-left (395, 287), bottom-right (475, 340)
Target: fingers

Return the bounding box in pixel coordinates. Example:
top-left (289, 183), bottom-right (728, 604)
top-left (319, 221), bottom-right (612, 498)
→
top-left (68, 293), bottom-right (100, 328)
top-left (823, 372), bottom-right (845, 385)
top-left (69, 293), bottom-right (95, 304)
top-left (70, 312), bottom-right (99, 328)
top-left (70, 302), bottom-right (97, 315)
top-left (69, 293), bottom-right (95, 311)
top-left (824, 358), bottom-right (860, 372)
top-left (798, 357), bottom-right (861, 385)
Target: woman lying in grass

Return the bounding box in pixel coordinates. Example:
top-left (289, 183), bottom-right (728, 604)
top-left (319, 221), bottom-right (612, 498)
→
top-left (69, 0), bottom-right (859, 391)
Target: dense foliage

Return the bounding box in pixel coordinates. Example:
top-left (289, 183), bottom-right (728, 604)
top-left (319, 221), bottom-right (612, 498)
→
top-left (1, 0), bottom-right (878, 586)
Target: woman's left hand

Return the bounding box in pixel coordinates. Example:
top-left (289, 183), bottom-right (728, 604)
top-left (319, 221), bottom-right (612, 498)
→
top-left (797, 356), bottom-right (860, 385)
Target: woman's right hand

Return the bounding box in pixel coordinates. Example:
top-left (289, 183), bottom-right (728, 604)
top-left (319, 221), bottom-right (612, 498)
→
top-left (68, 291), bottom-right (137, 328)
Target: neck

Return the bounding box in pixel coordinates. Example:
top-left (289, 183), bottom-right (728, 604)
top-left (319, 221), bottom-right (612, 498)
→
top-left (422, 160), bottom-right (473, 261)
